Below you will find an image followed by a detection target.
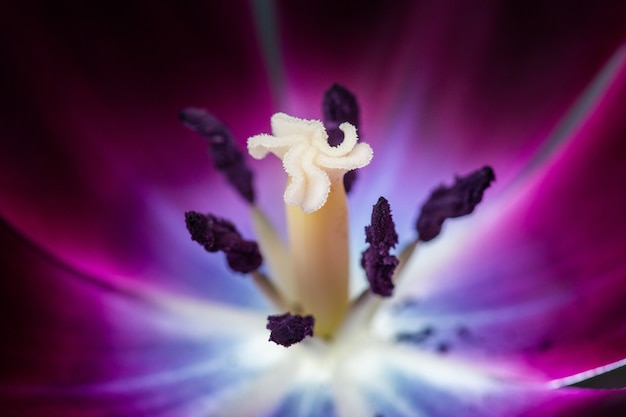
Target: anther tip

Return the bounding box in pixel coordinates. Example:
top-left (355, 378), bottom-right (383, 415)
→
top-left (179, 108), bottom-right (256, 204)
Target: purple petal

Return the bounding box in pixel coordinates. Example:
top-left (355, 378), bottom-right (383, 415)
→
top-left (2, 2), bottom-right (626, 415)
top-left (367, 346), bottom-right (626, 417)
top-left (276, 1), bottom-right (626, 192)
top-left (388, 58), bottom-right (626, 381)
top-left (0, 219), bottom-right (287, 416)
top-left (0, 2), bottom-right (274, 297)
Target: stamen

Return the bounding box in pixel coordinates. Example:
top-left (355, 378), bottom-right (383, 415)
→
top-left (416, 166), bottom-right (495, 242)
top-left (185, 211), bottom-right (262, 273)
top-left (267, 312), bottom-right (315, 347)
top-left (322, 83), bottom-right (361, 193)
top-left (361, 197), bottom-right (399, 297)
top-left (180, 108), bottom-right (255, 204)
top-left (247, 112), bottom-right (372, 213)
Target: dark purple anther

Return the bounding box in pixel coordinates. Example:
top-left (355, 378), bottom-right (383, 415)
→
top-left (323, 83), bottom-right (360, 145)
top-left (361, 197), bottom-right (399, 297)
top-left (267, 312), bottom-right (315, 347)
top-left (416, 166), bottom-right (495, 242)
top-left (185, 211), bottom-right (262, 273)
top-left (179, 108), bottom-right (255, 204)
top-left (322, 84), bottom-right (360, 193)
top-left (225, 240), bottom-right (264, 276)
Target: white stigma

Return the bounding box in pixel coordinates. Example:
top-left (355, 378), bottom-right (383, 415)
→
top-left (248, 113), bottom-right (373, 213)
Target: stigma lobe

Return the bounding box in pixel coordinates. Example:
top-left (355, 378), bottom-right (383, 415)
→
top-left (247, 113), bottom-right (372, 213)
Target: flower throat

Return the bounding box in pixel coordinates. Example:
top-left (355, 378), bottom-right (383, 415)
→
top-left (181, 84), bottom-right (495, 346)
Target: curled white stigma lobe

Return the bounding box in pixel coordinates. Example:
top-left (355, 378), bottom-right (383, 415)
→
top-left (247, 113), bottom-right (373, 213)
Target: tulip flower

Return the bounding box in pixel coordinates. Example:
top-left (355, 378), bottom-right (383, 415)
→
top-left (2, 1), bottom-right (626, 416)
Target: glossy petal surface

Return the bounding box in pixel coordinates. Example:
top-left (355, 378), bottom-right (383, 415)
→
top-left (2, 1), bottom-right (626, 416)
top-left (386, 58), bottom-right (626, 381)
top-left (0, 2), bottom-right (274, 302)
top-left (0, 219), bottom-right (294, 416)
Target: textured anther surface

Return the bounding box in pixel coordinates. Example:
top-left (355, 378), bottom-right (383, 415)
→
top-left (361, 197), bottom-right (399, 297)
top-left (185, 211), bottom-right (262, 273)
top-left (267, 312), bottom-right (315, 347)
top-left (416, 166), bottom-right (495, 242)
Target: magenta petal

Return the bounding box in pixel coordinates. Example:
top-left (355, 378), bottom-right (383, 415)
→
top-left (339, 345), bottom-right (626, 417)
top-left (0, 219), bottom-right (285, 416)
top-left (276, 1), bottom-right (626, 188)
top-left (533, 389), bottom-right (626, 417)
top-left (382, 357), bottom-right (626, 417)
top-left (388, 57), bottom-right (626, 381)
top-left (0, 2), bottom-right (273, 294)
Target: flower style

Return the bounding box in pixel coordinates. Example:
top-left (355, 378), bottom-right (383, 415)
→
top-left (2, 2), bottom-right (626, 417)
